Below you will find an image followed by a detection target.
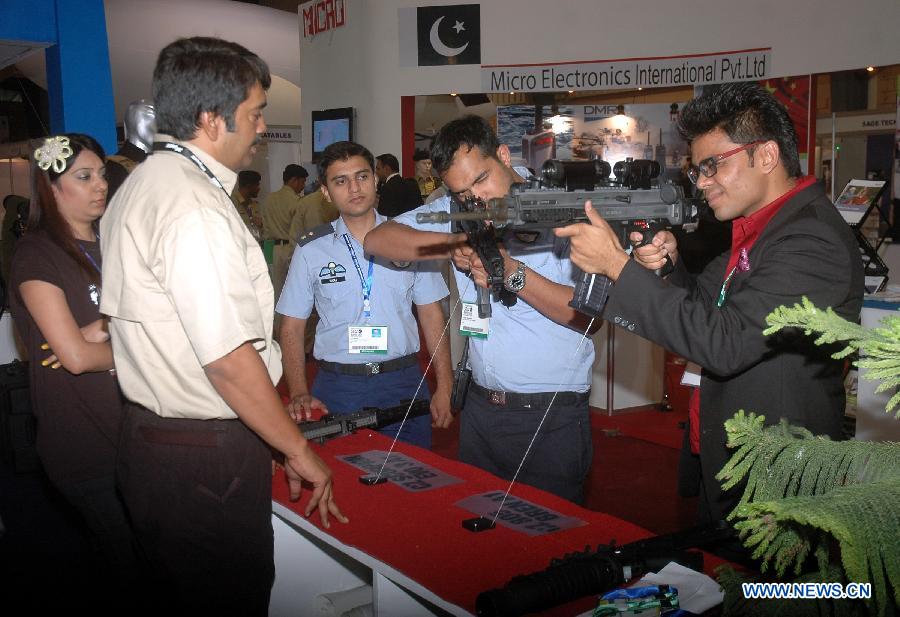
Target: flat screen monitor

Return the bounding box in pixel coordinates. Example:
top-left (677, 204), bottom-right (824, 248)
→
top-left (312, 107), bottom-right (353, 162)
top-left (834, 178), bottom-right (887, 226)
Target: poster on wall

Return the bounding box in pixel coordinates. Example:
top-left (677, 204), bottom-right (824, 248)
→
top-left (497, 102), bottom-right (689, 180)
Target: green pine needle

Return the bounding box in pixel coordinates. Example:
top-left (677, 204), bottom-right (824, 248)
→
top-left (715, 298), bottom-right (900, 615)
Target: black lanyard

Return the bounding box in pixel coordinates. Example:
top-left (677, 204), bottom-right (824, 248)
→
top-left (153, 142), bottom-right (231, 199)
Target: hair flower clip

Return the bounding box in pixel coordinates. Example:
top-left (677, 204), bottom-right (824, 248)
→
top-left (34, 136), bottom-right (74, 173)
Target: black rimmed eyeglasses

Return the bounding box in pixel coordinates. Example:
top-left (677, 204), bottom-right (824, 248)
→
top-left (687, 140), bottom-right (765, 184)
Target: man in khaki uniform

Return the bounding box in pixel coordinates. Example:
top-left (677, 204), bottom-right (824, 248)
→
top-left (99, 37), bottom-right (345, 616)
top-left (263, 164), bottom-right (307, 302)
top-left (287, 185), bottom-right (339, 353)
top-left (288, 185), bottom-right (339, 247)
top-left (231, 169), bottom-right (263, 242)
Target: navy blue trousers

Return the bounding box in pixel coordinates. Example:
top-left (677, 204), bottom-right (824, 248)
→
top-left (311, 363), bottom-right (432, 449)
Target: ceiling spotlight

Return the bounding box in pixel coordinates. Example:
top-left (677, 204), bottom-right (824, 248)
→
top-left (866, 66), bottom-right (876, 72)
top-left (450, 92), bottom-right (458, 96)
top-left (509, 91), bottom-right (515, 95)
top-left (567, 90), bottom-right (574, 94)
top-left (637, 87), bottom-right (643, 91)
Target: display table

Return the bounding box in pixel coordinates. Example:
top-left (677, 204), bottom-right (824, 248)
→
top-left (270, 430), bottom-right (723, 616)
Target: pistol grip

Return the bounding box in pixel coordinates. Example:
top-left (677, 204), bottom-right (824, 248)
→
top-left (632, 227), bottom-right (674, 278)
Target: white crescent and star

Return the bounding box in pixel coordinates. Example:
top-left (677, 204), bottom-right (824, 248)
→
top-left (429, 16), bottom-right (469, 57)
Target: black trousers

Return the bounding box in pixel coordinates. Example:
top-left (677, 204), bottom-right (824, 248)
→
top-left (459, 387), bottom-right (593, 504)
top-left (117, 402), bottom-right (274, 617)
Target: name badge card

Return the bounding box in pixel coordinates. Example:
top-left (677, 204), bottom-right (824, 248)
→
top-left (455, 491), bottom-right (587, 536)
top-left (460, 302), bottom-right (489, 338)
top-left (348, 325), bottom-right (389, 354)
top-left (337, 450), bottom-right (463, 492)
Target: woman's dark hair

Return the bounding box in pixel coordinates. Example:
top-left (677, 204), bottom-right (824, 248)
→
top-left (430, 115), bottom-right (500, 176)
top-left (677, 82), bottom-right (802, 178)
top-left (318, 141), bottom-right (375, 181)
top-left (152, 37), bottom-right (271, 141)
top-left (30, 133), bottom-right (106, 285)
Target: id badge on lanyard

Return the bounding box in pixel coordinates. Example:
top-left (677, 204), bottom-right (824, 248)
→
top-left (342, 234), bottom-right (389, 353)
top-left (460, 301), bottom-right (489, 338)
top-left (348, 325), bottom-right (389, 354)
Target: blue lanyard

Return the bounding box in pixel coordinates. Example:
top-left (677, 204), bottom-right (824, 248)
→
top-left (342, 234), bottom-right (375, 318)
top-left (79, 233), bottom-right (101, 274)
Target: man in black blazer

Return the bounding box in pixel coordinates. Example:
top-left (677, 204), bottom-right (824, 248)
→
top-left (557, 82), bottom-right (864, 525)
top-left (375, 153), bottom-right (422, 217)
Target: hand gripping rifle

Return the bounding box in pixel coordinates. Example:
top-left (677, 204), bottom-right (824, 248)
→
top-left (475, 521), bottom-right (734, 617)
top-left (416, 159), bottom-right (700, 317)
top-left (297, 399), bottom-right (431, 444)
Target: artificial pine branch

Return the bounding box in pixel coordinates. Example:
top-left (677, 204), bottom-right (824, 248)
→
top-left (717, 411), bottom-right (900, 507)
top-left (731, 481), bottom-right (900, 615)
top-left (765, 296), bottom-right (900, 416)
top-left (717, 298), bottom-right (900, 615)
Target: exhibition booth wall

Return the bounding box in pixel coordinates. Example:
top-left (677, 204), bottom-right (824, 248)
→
top-left (298, 0), bottom-right (900, 165)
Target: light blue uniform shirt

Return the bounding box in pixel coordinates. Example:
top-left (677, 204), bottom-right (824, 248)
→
top-left (394, 196), bottom-right (595, 394)
top-left (277, 213), bottom-right (449, 364)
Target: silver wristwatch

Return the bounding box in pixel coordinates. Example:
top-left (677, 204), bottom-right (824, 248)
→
top-left (504, 261), bottom-right (527, 293)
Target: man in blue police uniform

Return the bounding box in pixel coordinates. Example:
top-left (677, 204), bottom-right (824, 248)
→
top-left (364, 116), bottom-right (601, 503)
top-left (278, 141), bottom-right (453, 448)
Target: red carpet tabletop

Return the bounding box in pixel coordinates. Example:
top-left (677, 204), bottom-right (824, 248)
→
top-left (272, 429), bottom-right (722, 616)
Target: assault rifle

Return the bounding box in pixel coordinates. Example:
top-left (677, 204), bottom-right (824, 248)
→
top-left (416, 160), bottom-right (700, 317)
top-left (298, 399), bottom-right (430, 444)
top-left (475, 521), bottom-right (734, 617)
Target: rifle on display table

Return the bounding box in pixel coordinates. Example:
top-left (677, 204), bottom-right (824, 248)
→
top-left (297, 399), bottom-right (430, 444)
top-left (416, 158), bottom-right (701, 318)
top-left (475, 521), bottom-right (734, 617)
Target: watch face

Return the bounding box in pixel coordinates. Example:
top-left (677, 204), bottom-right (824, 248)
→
top-left (506, 266), bottom-right (526, 292)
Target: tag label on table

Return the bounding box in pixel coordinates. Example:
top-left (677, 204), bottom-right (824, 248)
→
top-left (337, 450), bottom-right (463, 491)
top-left (455, 491), bottom-right (587, 536)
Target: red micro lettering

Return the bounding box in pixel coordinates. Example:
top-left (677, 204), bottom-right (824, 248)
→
top-left (325, 0), bottom-right (335, 30)
top-left (302, 5), bottom-right (314, 38)
top-left (317, 1), bottom-right (325, 30)
top-left (303, 0), bottom-right (346, 38)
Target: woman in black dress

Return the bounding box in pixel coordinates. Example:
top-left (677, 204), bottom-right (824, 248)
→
top-left (9, 133), bottom-right (137, 580)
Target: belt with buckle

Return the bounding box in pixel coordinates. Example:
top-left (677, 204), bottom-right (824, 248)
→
top-left (470, 382), bottom-right (588, 408)
top-left (317, 353), bottom-right (418, 377)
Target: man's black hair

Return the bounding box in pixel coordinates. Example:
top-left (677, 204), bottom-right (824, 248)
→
top-left (430, 115), bottom-right (499, 176)
top-left (677, 82), bottom-right (802, 178)
top-left (237, 170), bottom-right (261, 188)
top-left (412, 148), bottom-right (431, 162)
top-left (283, 164), bottom-right (308, 183)
top-left (152, 37), bottom-right (271, 141)
top-left (375, 153), bottom-right (399, 173)
top-left (317, 141), bottom-right (375, 181)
